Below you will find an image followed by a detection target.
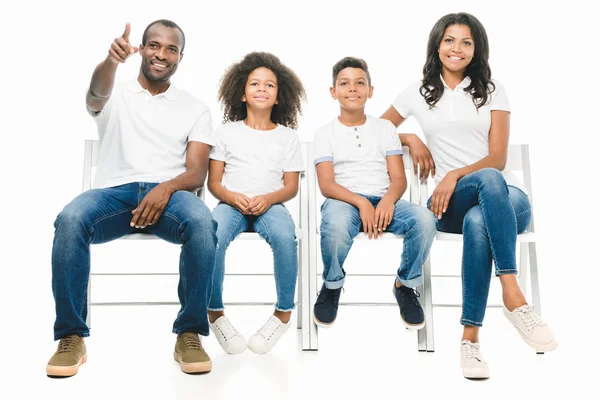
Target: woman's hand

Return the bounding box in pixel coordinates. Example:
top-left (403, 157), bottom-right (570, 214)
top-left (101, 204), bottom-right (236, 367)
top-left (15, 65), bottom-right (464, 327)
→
top-left (429, 171), bottom-right (459, 220)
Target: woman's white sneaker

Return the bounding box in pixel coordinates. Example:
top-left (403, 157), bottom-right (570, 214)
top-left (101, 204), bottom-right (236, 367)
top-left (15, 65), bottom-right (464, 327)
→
top-left (209, 316), bottom-right (247, 354)
top-left (503, 305), bottom-right (558, 352)
top-left (247, 315), bottom-right (291, 354)
top-left (460, 340), bottom-right (490, 379)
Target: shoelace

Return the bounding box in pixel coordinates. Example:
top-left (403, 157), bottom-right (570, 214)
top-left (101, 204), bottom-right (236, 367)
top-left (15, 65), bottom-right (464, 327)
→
top-left (316, 287), bottom-right (344, 305)
top-left (257, 316), bottom-right (281, 339)
top-left (57, 337), bottom-right (78, 353)
top-left (180, 333), bottom-right (202, 350)
top-left (516, 305), bottom-right (541, 331)
top-left (399, 287), bottom-right (421, 307)
top-left (462, 342), bottom-right (483, 362)
top-left (217, 318), bottom-right (240, 340)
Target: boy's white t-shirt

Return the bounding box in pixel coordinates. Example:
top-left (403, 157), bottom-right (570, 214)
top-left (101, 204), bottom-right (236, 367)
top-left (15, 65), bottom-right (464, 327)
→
top-left (90, 80), bottom-right (214, 189)
top-left (209, 121), bottom-right (305, 197)
top-left (313, 115), bottom-right (403, 197)
top-left (392, 77), bottom-right (522, 190)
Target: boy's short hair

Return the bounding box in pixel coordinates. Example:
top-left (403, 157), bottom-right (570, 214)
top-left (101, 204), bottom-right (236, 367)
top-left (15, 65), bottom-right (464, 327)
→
top-left (332, 57), bottom-right (371, 86)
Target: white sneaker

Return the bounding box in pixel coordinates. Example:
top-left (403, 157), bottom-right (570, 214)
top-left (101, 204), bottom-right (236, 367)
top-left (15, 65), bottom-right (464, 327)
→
top-left (503, 305), bottom-right (558, 352)
top-left (209, 316), bottom-right (247, 354)
top-left (247, 315), bottom-right (291, 354)
top-left (460, 340), bottom-right (490, 379)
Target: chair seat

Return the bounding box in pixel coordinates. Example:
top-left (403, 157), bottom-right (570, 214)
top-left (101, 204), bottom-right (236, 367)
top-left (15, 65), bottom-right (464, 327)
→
top-left (435, 231), bottom-right (536, 243)
top-left (120, 229), bottom-right (304, 241)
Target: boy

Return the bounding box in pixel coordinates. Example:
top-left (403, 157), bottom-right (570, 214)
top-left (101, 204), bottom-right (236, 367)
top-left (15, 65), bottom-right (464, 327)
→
top-left (312, 57), bottom-right (436, 331)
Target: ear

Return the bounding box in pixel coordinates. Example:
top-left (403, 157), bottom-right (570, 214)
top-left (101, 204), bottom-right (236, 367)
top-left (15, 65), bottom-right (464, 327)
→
top-left (179, 52), bottom-right (184, 62)
top-left (275, 99), bottom-right (278, 105)
top-left (329, 86), bottom-right (337, 100)
top-left (241, 94), bottom-right (247, 102)
top-left (368, 85), bottom-right (374, 99)
top-left (139, 43), bottom-right (144, 52)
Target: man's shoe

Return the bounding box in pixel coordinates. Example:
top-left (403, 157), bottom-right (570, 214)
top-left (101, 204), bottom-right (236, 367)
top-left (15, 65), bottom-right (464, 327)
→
top-left (174, 332), bottom-right (212, 374)
top-left (503, 304), bottom-right (558, 352)
top-left (393, 282), bottom-right (425, 330)
top-left (313, 282), bottom-right (342, 328)
top-left (460, 340), bottom-right (490, 379)
top-left (46, 334), bottom-right (87, 378)
top-left (209, 316), bottom-right (247, 355)
top-left (247, 315), bottom-right (291, 354)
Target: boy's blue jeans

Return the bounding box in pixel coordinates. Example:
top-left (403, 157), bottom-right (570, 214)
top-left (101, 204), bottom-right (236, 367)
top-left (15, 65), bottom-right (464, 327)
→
top-left (51, 182), bottom-right (218, 340)
top-left (431, 169), bottom-right (531, 327)
top-left (208, 203), bottom-right (298, 312)
top-left (319, 196), bottom-right (437, 289)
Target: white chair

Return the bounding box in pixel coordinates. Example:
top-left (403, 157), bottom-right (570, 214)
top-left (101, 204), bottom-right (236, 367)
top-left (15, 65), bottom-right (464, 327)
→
top-left (306, 145), bottom-right (434, 351)
top-left (419, 144), bottom-right (541, 353)
top-left (83, 140), bottom-right (312, 350)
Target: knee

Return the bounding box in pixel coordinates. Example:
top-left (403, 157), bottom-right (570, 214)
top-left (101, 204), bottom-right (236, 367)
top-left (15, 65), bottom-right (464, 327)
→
top-left (475, 168), bottom-right (506, 192)
top-left (183, 209), bottom-right (217, 243)
top-left (54, 202), bottom-right (90, 232)
top-left (408, 207), bottom-right (437, 238)
top-left (269, 228), bottom-right (297, 250)
top-left (463, 208), bottom-right (486, 237)
top-left (321, 221), bottom-right (352, 245)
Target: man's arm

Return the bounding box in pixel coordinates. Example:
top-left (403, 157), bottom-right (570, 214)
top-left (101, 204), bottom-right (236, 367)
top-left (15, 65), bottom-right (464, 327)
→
top-left (87, 23), bottom-right (138, 112)
top-left (130, 141), bottom-right (210, 228)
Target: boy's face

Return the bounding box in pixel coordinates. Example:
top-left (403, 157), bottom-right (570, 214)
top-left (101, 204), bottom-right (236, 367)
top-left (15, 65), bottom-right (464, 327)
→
top-left (330, 67), bottom-right (373, 111)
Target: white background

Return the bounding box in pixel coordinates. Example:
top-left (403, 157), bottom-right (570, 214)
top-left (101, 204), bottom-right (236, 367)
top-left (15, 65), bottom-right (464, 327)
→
top-left (1, 0), bottom-right (597, 398)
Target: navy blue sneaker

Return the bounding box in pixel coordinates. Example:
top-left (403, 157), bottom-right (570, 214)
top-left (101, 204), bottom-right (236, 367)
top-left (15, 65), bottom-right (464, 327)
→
top-left (393, 282), bottom-right (425, 330)
top-left (313, 282), bottom-right (342, 328)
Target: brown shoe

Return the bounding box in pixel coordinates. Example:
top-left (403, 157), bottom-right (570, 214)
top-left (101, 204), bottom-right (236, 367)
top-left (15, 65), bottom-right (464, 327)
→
top-left (174, 332), bottom-right (212, 374)
top-left (46, 335), bottom-right (87, 377)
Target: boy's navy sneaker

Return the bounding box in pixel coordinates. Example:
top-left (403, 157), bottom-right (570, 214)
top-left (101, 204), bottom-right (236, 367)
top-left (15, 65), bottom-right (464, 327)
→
top-left (313, 282), bottom-right (342, 328)
top-left (393, 282), bottom-right (425, 330)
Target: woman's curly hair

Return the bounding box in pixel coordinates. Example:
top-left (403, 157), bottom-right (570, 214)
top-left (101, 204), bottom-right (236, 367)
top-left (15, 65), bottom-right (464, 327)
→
top-left (218, 52), bottom-right (306, 129)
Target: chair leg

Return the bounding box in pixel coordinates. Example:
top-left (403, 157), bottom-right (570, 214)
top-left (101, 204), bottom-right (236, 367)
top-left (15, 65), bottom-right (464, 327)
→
top-left (519, 242), bottom-right (529, 300)
top-left (528, 242), bottom-right (542, 317)
top-left (417, 279), bottom-right (427, 352)
top-left (422, 256), bottom-right (434, 352)
top-left (86, 274), bottom-right (92, 328)
top-left (308, 237), bottom-right (319, 350)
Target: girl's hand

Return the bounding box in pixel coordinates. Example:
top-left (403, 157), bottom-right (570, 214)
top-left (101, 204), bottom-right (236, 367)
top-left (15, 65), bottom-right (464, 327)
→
top-left (227, 191), bottom-right (252, 214)
top-left (248, 195), bottom-right (273, 216)
top-left (429, 172), bottom-right (459, 220)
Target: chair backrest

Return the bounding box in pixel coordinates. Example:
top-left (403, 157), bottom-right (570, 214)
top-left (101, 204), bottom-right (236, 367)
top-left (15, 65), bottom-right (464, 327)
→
top-left (306, 145), bottom-right (418, 231)
top-left (83, 140), bottom-right (310, 234)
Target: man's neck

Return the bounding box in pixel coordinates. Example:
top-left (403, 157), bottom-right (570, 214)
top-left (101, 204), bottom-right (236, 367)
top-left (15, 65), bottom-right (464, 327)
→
top-left (137, 74), bottom-right (170, 96)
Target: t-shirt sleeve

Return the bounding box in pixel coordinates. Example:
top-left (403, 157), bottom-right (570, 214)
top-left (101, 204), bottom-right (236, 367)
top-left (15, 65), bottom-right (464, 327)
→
top-left (313, 126), bottom-right (333, 165)
top-left (383, 120), bottom-right (403, 157)
top-left (489, 80), bottom-right (511, 112)
top-left (282, 133), bottom-right (305, 172)
top-left (188, 107), bottom-right (215, 145)
top-left (209, 125), bottom-right (226, 162)
top-left (392, 82), bottom-right (419, 118)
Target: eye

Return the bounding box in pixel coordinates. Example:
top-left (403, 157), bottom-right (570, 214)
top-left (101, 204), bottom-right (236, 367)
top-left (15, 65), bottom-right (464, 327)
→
top-left (340, 82), bottom-right (347, 86)
top-left (149, 43), bottom-right (158, 48)
top-left (357, 81), bottom-right (365, 85)
top-left (250, 82), bottom-right (258, 86)
top-left (268, 83), bottom-right (275, 88)
top-left (445, 38), bottom-right (453, 43)
top-left (463, 41), bottom-right (472, 46)
top-left (169, 47), bottom-right (177, 53)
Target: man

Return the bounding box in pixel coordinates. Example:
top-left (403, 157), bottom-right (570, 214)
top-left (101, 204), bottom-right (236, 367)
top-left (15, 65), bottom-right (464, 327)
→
top-left (47, 20), bottom-right (217, 377)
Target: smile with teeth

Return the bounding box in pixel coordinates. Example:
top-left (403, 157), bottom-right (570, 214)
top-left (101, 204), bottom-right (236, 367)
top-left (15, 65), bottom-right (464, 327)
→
top-left (151, 61), bottom-right (168, 70)
top-left (448, 56), bottom-right (463, 61)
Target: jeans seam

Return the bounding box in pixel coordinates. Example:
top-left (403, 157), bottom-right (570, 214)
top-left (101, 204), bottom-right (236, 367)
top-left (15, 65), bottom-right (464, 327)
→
top-left (89, 209), bottom-right (133, 237)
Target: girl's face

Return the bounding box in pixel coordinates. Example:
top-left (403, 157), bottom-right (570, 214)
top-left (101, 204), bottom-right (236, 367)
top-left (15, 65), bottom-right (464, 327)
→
top-left (242, 67), bottom-right (278, 110)
top-left (438, 24), bottom-right (475, 76)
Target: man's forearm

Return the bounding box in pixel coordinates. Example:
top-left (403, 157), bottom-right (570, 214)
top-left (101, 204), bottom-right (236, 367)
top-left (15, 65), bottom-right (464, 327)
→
top-left (162, 168), bottom-right (206, 195)
top-left (86, 57), bottom-right (119, 110)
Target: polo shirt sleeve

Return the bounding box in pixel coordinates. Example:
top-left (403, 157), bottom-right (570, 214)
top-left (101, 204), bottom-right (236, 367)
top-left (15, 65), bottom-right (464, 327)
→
top-left (392, 81), bottom-right (420, 118)
top-left (313, 126), bottom-right (333, 165)
top-left (188, 107), bottom-right (215, 146)
top-left (382, 120), bottom-right (403, 157)
top-left (209, 125), bottom-right (226, 162)
top-left (283, 133), bottom-right (305, 172)
top-left (489, 80), bottom-right (511, 112)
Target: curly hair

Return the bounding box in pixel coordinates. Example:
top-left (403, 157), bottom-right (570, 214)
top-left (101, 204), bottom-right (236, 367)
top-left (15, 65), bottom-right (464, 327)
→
top-left (421, 12), bottom-right (494, 110)
top-left (218, 52), bottom-right (306, 129)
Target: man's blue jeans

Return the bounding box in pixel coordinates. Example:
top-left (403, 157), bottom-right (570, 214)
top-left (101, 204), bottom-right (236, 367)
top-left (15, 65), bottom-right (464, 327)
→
top-left (431, 169), bottom-right (532, 327)
top-left (51, 182), bottom-right (218, 340)
top-left (319, 196), bottom-right (437, 289)
top-left (208, 203), bottom-right (298, 312)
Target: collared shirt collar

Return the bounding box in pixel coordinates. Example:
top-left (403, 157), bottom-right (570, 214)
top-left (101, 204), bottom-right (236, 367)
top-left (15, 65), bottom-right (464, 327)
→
top-left (124, 79), bottom-right (177, 101)
top-left (440, 75), bottom-right (471, 90)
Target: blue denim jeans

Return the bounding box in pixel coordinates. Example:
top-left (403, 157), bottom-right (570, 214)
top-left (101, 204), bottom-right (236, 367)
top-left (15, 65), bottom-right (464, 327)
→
top-left (431, 169), bottom-right (531, 327)
top-left (208, 203), bottom-right (298, 312)
top-left (51, 182), bottom-right (218, 340)
top-left (320, 196), bottom-right (437, 289)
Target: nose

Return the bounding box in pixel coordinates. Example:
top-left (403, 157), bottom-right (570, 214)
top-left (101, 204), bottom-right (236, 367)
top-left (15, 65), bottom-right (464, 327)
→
top-left (155, 47), bottom-right (167, 59)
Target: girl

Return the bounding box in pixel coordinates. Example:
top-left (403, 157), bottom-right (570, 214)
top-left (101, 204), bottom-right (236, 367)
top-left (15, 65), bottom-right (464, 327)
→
top-left (207, 52), bottom-right (306, 354)
top-left (381, 13), bottom-right (557, 378)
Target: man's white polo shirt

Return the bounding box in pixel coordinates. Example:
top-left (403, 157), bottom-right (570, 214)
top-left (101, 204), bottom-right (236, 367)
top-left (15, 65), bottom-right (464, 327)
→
top-left (392, 77), bottom-right (521, 189)
top-left (313, 115), bottom-right (403, 197)
top-left (89, 80), bottom-right (214, 189)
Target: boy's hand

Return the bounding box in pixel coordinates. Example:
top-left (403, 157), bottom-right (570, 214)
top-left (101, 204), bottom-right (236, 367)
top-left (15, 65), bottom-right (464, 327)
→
top-left (108, 23), bottom-right (139, 64)
top-left (248, 195), bottom-right (273, 216)
top-left (357, 198), bottom-right (377, 239)
top-left (227, 191), bottom-right (251, 214)
top-left (374, 197), bottom-right (395, 235)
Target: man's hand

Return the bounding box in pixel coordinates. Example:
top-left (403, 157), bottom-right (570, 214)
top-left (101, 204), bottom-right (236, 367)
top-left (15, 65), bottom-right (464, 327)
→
top-left (226, 191), bottom-right (252, 214)
top-left (130, 183), bottom-right (175, 228)
top-left (108, 23), bottom-right (139, 64)
top-left (248, 195), bottom-right (273, 216)
top-left (374, 197), bottom-right (395, 235)
top-left (357, 198), bottom-right (378, 239)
